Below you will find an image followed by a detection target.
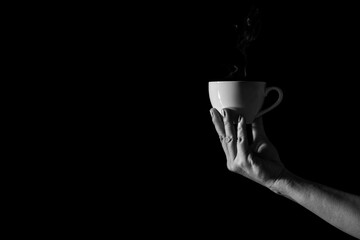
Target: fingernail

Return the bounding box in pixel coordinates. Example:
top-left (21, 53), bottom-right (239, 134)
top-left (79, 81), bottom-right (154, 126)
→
top-left (222, 109), bottom-right (226, 117)
top-left (238, 115), bottom-right (242, 123)
top-left (209, 109), bottom-right (213, 116)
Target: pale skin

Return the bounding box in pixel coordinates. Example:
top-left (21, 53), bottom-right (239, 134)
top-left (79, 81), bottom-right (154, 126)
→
top-left (210, 108), bottom-right (360, 239)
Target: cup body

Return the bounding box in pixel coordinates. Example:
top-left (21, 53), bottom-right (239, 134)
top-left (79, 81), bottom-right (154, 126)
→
top-left (209, 81), bottom-right (266, 124)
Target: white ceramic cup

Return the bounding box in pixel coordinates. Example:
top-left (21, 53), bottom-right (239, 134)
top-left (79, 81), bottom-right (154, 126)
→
top-left (209, 81), bottom-right (283, 124)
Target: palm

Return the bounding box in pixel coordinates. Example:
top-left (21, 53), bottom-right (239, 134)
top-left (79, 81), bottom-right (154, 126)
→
top-left (210, 108), bottom-right (285, 189)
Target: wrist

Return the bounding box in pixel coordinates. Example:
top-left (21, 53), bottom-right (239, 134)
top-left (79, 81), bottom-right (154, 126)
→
top-left (269, 169), bottom-right (297, 196)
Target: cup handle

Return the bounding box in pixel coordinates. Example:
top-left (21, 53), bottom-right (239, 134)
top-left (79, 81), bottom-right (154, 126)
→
top-left (255, 87), bottom-right (283, 119)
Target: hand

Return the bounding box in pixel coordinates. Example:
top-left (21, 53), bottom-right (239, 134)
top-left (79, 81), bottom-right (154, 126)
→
top-left (210, 108), bottom-right (285, 190)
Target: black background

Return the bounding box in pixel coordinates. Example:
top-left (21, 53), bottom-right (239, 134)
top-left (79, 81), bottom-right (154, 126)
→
top-left (132, 1), bottom-right (358, 239)
top-left (12, 1), bottom-right (359, 238)
top-left (70, 1), bottom-right (360, 238)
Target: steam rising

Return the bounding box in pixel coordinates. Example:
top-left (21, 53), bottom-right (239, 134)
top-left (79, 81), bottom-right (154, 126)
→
top-left (226, 6), bottom-right (262, 80)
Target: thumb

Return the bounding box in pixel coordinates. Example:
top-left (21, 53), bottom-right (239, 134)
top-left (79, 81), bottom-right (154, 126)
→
top-left (251, 116), bottom-right (268, 143)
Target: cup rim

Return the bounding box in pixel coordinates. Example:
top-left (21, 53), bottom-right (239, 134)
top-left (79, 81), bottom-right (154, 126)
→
top-left (208, 80), bottom-right (266, 84)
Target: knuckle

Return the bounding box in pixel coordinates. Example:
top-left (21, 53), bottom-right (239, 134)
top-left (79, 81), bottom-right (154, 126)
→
top-left (219, 135), bottom-right (234, 144)
top-left (227, 162), bottom-right (235, 172)
top-left (225, 136), bottom-right (234, 143)
top-left (223, 119), bottom-right (232, 126)
top-left (233, 159), bottom-right (246, 170)
top-left (229, 163), bottom-right (241, 173)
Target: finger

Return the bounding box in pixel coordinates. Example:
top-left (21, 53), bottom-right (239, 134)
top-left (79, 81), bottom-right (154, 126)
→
top-left (251, 117), bottom-right (273, 156)
top-left (210, 108), bottom-right (225, 137)
top-left (251, 116), bottom-right (268, 143)
top-left (237, 115), bottom-right (249, 156)
top-left (210, 108), bottom-right (229, 157)
top-left (222, 108), bottom-right (237, 160)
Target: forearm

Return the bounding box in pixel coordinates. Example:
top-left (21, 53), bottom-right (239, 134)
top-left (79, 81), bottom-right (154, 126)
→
top-left (272, 170), bottom-right (360, 239)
